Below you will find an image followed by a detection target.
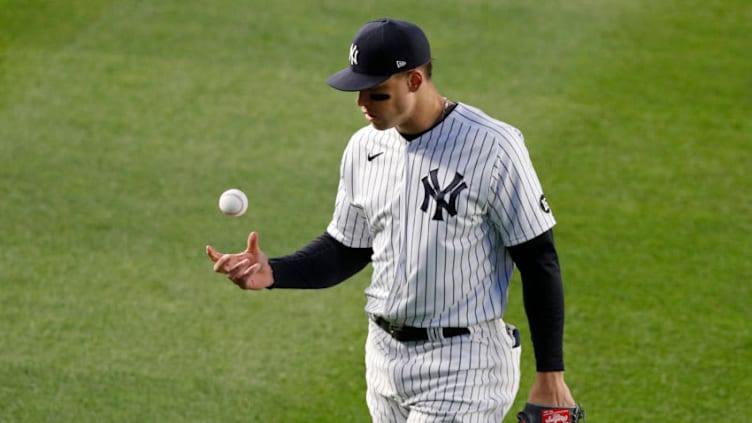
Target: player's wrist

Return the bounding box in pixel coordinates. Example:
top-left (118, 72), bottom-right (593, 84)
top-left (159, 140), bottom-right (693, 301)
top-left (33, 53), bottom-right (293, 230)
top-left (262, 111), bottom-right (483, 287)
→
top-left (528, 371), bottom-right (576, 407)
top-left (533, 371), bottom-right (568, 389)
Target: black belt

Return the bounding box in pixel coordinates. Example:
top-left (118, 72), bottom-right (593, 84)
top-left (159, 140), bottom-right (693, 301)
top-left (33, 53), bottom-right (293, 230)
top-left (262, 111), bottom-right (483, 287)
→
top-left (372, 316), bottom-right (470, 342)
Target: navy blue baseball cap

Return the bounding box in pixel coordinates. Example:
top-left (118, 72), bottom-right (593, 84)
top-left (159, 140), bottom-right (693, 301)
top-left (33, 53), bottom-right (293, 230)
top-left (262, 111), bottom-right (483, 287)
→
top-left (327, 18), bottom-right (431, 92)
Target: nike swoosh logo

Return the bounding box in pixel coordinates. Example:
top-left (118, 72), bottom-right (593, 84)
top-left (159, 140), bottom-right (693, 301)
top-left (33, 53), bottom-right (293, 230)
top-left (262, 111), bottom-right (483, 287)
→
top-left (367, 152), bottom-right (384, 161)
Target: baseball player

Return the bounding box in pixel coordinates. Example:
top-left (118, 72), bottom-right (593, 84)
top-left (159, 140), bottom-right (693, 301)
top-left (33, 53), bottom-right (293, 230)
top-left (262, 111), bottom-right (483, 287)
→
top-left (207, 18), bottom-right (583, 422)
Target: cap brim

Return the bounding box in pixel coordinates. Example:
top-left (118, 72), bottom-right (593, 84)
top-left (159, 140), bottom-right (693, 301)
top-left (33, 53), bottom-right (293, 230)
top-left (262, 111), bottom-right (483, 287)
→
top-left (327, 67), bottom-right (391, 91)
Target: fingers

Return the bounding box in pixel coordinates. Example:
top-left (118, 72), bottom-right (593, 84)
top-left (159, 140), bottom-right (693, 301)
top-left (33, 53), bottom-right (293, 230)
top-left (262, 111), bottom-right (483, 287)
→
top-left (208, 231), bottom-right (267, 290)
top-left (227, 260), bottom-right (262, 290)
top-left (208, 231), bottom-right (258, 266)
top-left (206, 245), bottom-right (222, 262)
top-left (245, 231), bottom-right (259, 254)
top-left (212, 253), bottom-right (235, 273)
top-left (227, 258), bottom-right (250, 278)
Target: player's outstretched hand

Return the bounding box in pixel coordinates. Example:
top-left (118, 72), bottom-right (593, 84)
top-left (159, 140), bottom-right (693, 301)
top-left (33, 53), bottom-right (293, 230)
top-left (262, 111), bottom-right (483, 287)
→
top-left (206, 231), bottom-right (274, 290)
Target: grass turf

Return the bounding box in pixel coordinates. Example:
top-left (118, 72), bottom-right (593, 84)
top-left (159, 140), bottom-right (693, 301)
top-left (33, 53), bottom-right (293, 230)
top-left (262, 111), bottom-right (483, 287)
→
top-left (1, 0), bottom-right (750, 421)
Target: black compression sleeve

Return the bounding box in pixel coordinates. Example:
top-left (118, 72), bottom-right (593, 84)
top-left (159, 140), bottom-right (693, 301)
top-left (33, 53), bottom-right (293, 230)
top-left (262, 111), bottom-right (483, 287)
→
top-left (267, 232), bottom-right (372, 289)
top-left (507, 229), bottom-right (565, 372)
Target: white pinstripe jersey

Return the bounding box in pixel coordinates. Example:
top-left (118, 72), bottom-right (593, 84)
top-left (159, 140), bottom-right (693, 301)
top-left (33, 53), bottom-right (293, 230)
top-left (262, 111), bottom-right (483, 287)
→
top-left (327, 103), bottom-right (556, 328)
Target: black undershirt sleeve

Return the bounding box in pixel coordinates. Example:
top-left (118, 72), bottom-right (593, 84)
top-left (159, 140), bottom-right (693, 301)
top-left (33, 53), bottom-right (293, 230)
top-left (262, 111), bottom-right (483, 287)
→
top-left (267, 232), bottom-right (372, 289)
top-left (507, 229), bottom-right (566, 372)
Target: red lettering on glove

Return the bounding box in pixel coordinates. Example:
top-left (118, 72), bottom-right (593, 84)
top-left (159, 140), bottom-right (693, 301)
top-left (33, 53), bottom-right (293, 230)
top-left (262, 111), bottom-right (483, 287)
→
top-left (542, 409), bottom-right (571, 423)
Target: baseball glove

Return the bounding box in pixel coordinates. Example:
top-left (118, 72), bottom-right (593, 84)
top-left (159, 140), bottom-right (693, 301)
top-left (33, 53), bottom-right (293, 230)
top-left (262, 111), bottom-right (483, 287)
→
top-left (516, 402), bottom-right (585, 423)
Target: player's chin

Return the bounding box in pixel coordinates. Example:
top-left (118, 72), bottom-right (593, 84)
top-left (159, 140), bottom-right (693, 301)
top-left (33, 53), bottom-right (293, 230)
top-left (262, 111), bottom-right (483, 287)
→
top-left (370, 120), bottom-right (393, 131)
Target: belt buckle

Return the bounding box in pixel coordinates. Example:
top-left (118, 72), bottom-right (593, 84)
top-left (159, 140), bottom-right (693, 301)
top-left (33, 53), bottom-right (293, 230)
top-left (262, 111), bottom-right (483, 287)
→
top-left (373, 316), bottom-right (407, 341)
top-left (387, 321), bottom-right (401, 337)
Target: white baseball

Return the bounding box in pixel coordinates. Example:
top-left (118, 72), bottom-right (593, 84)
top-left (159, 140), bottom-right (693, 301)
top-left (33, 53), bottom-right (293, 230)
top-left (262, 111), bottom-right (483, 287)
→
top-left (218, 188), bottom-right (248, 217)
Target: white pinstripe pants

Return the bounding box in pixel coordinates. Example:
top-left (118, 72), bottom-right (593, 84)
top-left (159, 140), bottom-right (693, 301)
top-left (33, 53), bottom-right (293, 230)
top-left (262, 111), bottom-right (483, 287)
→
top-left (365, 318), bottom-right (521, 423)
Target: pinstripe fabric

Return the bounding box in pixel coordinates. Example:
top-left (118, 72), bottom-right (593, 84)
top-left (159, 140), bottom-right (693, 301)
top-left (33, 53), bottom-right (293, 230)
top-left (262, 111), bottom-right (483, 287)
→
top-left (327, 103), bottom-right (552, 421)
top-left (327, 103), bottom-right (555, 327)
top-left (365, 319), bottom-right (521, 422)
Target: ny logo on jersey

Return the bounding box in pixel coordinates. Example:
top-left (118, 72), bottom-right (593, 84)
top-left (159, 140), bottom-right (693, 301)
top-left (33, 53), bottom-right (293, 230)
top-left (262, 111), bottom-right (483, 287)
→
top-left (420, 169), bottom-right (468, 221)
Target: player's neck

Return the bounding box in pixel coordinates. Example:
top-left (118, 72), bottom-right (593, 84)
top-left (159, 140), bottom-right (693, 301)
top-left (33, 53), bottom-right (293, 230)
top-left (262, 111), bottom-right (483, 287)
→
top-left (395, 90), bottom-right (448, 136)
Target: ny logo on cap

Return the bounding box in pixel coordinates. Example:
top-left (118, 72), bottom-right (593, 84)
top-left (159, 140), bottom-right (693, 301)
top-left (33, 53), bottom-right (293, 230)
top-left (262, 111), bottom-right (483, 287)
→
top-left (349, 44), bottom-right (359, 66)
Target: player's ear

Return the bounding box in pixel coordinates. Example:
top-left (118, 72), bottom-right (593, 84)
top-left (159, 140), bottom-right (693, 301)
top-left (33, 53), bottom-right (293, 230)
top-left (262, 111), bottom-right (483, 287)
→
top-left (407, 70), bottom-right (423, 92)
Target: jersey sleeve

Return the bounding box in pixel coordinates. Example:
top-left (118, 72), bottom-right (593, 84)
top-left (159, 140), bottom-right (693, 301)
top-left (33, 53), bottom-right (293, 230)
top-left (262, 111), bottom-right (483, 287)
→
top-left (488, 128), bottom-right (556, 246)
top-left (326, 137), bottom-right (373, 248)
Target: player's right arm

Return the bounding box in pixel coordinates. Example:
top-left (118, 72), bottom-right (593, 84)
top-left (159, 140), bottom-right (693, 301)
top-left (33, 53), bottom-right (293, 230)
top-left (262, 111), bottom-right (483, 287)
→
top-left (268, 232), bottom-right (372, 289)
top-left (207, 231), bottom-right (372, 290)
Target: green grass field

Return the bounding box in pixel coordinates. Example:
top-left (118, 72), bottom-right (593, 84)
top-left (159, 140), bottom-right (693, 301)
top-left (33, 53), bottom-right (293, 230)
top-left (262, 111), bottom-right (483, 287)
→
top-left (1, 1), bottom-right (750, 421)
